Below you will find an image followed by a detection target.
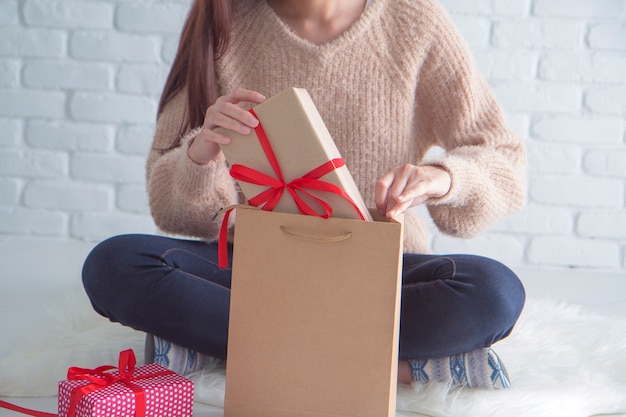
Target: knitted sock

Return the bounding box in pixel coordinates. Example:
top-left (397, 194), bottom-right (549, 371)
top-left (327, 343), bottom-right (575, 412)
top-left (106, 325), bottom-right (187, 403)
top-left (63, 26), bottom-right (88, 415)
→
top-left (152, 336), bottom-right (224, 376)
top-left (408, 348), bottom-right (511, 390)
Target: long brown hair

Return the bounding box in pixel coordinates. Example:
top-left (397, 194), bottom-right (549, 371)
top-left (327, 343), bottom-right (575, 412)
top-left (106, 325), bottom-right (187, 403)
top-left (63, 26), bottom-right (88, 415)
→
top-left (158, 0), bottom-right (232, 146)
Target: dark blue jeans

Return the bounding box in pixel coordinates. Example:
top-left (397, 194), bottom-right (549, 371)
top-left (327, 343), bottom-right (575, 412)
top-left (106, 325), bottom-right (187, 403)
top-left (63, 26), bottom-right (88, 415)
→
top-left (82, 234), bottom-right (525, 360)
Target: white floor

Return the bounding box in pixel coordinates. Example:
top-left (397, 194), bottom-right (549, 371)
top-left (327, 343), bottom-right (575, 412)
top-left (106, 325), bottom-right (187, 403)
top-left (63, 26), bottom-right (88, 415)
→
top-left (0, 397), bottom-right (437, 417)
top-left (1, 237), bottom-right (625, 417)
top-left (0, 397), bottom-right (226, 417)
top-left (1, 397), bottom-right (625, 417)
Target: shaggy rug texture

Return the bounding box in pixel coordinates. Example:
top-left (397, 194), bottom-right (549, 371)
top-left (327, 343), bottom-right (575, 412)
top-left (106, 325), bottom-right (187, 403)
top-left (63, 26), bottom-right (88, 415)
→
top-left (0, 288), bottom-right (146, 397)
top-left (1, 288), bottom-right (625, 417)
top-left (188, 298), bottom-right (626, 417)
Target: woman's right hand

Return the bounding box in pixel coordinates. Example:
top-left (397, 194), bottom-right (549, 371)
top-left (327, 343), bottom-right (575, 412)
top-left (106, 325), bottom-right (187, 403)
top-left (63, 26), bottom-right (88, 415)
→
top-left (188, 88), bottom-right (266, 164)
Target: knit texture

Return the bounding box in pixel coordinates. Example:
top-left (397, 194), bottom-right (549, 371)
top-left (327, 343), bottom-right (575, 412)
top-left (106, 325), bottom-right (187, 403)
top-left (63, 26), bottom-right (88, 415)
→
top-left (408, 348), bottom-right (511, 390)
top-left (147, 0), bottom-right (526, 253)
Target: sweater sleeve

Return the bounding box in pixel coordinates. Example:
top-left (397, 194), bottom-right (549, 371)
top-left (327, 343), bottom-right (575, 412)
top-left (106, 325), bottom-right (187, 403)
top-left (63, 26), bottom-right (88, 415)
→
top-left (415, 6), bottom-right (526, 238)
top-left (146, 89), bottom-right (240, 241)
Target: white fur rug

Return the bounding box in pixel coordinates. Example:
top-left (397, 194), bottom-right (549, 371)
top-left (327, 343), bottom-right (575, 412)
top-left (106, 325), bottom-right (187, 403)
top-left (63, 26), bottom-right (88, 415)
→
top-left (0, 288), bottom-right (146, 397)
top-left (2, 288), bottom-right (625, 417)
top-left (189, 298), bottom-right (626, 417)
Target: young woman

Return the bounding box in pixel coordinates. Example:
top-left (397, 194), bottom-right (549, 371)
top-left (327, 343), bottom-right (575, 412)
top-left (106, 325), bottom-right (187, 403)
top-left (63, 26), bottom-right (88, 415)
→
top-left (83, 0), bottom-right (526, 389)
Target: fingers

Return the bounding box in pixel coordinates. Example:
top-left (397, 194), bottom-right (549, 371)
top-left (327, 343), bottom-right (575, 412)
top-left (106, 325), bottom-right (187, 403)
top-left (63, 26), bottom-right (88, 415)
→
top-left (196, 127), bottom-right (230, 146)
top-left (375, 165), bottom-right (451, 218)
top-left (376, 165), bottom-right (417, 217)
top-left (227, 87), bottom-right (266, 106)
top-left (204, 88), bottom-right (266, 134)
top-left (188, 88), bottom-right (266, 164)
top-left (375, 171), bottom-right (395, 216)
top-left (211, 107), bottom-right (255, 135)
top-left (386, 181), bottom-right (430, 218)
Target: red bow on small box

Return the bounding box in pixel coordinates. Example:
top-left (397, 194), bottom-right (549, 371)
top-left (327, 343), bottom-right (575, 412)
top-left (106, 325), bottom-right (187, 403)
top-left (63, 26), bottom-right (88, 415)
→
top-left (217, 109), bottom-right (367, 269)
top-left (66, 349), bottom-right (174, 417)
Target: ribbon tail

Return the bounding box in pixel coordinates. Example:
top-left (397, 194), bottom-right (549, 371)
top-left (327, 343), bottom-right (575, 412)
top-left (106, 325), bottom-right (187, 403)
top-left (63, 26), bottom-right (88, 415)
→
top-left (293, 178), bottom-right (367, 221)
top-left (218, 208), bottom-right (234, 269)
top-left (299, 159), bottom-right (368, 220)
top-left (0, 400), bottom-right (57, 417)
top-left (287, 187), bottom-right (332, 218)
top-left (248, 188), bottom-right (284, 212)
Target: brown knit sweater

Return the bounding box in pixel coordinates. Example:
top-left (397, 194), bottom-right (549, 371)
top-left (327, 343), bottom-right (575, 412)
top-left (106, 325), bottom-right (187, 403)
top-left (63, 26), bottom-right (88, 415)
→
top-left (147, 0), bottom-right (526, 254)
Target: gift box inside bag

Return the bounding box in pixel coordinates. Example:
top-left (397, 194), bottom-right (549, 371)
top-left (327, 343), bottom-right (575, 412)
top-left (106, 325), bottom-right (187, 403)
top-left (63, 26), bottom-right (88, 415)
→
top-left (224, 207), bottom-right (403, 417)
top-left (217, 87), bottom-right (373, 222)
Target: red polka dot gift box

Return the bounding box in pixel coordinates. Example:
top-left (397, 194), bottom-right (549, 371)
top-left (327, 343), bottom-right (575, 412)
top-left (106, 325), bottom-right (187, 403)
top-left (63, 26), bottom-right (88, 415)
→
top-left (58, 349), bottom-right (193, 417)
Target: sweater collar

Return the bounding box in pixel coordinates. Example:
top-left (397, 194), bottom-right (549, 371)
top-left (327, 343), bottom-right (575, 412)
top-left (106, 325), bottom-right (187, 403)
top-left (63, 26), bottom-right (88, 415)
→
top-left (258, 0), bottom-right (384, 53)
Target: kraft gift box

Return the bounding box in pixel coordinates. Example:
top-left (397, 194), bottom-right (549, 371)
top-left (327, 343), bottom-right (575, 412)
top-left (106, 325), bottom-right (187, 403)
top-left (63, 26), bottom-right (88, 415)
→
top-left (217, 87), bottom-right (373, 222)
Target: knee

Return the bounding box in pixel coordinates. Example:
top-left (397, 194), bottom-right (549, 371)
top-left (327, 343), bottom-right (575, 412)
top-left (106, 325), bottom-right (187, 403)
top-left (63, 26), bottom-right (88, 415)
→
top-left (473, 256), bottom-right (526, 327)
top-left (82, 234), bottom-right (143, 306)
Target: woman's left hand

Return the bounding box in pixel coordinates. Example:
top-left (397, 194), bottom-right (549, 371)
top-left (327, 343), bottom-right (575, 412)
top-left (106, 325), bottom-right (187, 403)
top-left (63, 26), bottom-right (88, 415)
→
top-left (375, 164), bottom-right (451, 218)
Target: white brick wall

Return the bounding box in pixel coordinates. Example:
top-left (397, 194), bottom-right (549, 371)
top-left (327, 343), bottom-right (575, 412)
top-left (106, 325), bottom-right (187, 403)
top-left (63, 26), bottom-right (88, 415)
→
top-left (1, 0), bottom-right (625, 272)
top-left (438, 0), bottom-right (626, 272)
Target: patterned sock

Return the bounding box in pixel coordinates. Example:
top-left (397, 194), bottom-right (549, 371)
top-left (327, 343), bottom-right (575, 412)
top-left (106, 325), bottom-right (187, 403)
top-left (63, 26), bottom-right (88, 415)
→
top-left (152, 336), bottom-right (224, 376)
top-left (408, 348), bottom-right (511, 390)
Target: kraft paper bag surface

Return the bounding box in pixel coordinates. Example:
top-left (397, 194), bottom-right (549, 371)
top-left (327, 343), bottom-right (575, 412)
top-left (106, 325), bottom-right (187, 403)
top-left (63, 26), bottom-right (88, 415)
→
top-left (224, 207), bottom-right (403, 417)
top-left (217, 87), bottom-right (373, 221)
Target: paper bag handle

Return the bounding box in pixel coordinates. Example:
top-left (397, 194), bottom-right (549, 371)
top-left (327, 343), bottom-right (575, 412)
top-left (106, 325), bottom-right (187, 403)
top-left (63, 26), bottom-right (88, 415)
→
top-left (279, 225), bottom-right (352, 243)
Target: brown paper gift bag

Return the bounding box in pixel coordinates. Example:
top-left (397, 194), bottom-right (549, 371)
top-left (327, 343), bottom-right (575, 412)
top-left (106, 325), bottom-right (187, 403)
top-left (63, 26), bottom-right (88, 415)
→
top-left (224, 207), bottom-right (403, 417)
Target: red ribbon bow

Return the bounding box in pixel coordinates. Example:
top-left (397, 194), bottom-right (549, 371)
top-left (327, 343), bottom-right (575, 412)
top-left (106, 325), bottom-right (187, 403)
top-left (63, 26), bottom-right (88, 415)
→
top-left (217, 109), bottom-right (366, 269)
top-left (66, 349), bottom-right (174, 417)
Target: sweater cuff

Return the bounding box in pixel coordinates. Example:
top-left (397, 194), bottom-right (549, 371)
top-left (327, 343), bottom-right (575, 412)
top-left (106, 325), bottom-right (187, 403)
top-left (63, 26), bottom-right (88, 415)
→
top-left (175, 128), bottom-right (233, 200)
top-left (183, 126), bottom-right (203, 163)
top-left (422, 155), bottom-right (483, 207)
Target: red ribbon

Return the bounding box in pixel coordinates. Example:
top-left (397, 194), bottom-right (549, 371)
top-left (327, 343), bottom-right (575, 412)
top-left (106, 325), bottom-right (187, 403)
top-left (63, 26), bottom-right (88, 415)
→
top-left (217, 109), bottom-right (366, 268)
top-left (0, 400), bottom-right (56, 417)
top-left (66, 349), bottom-right (175, 417)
